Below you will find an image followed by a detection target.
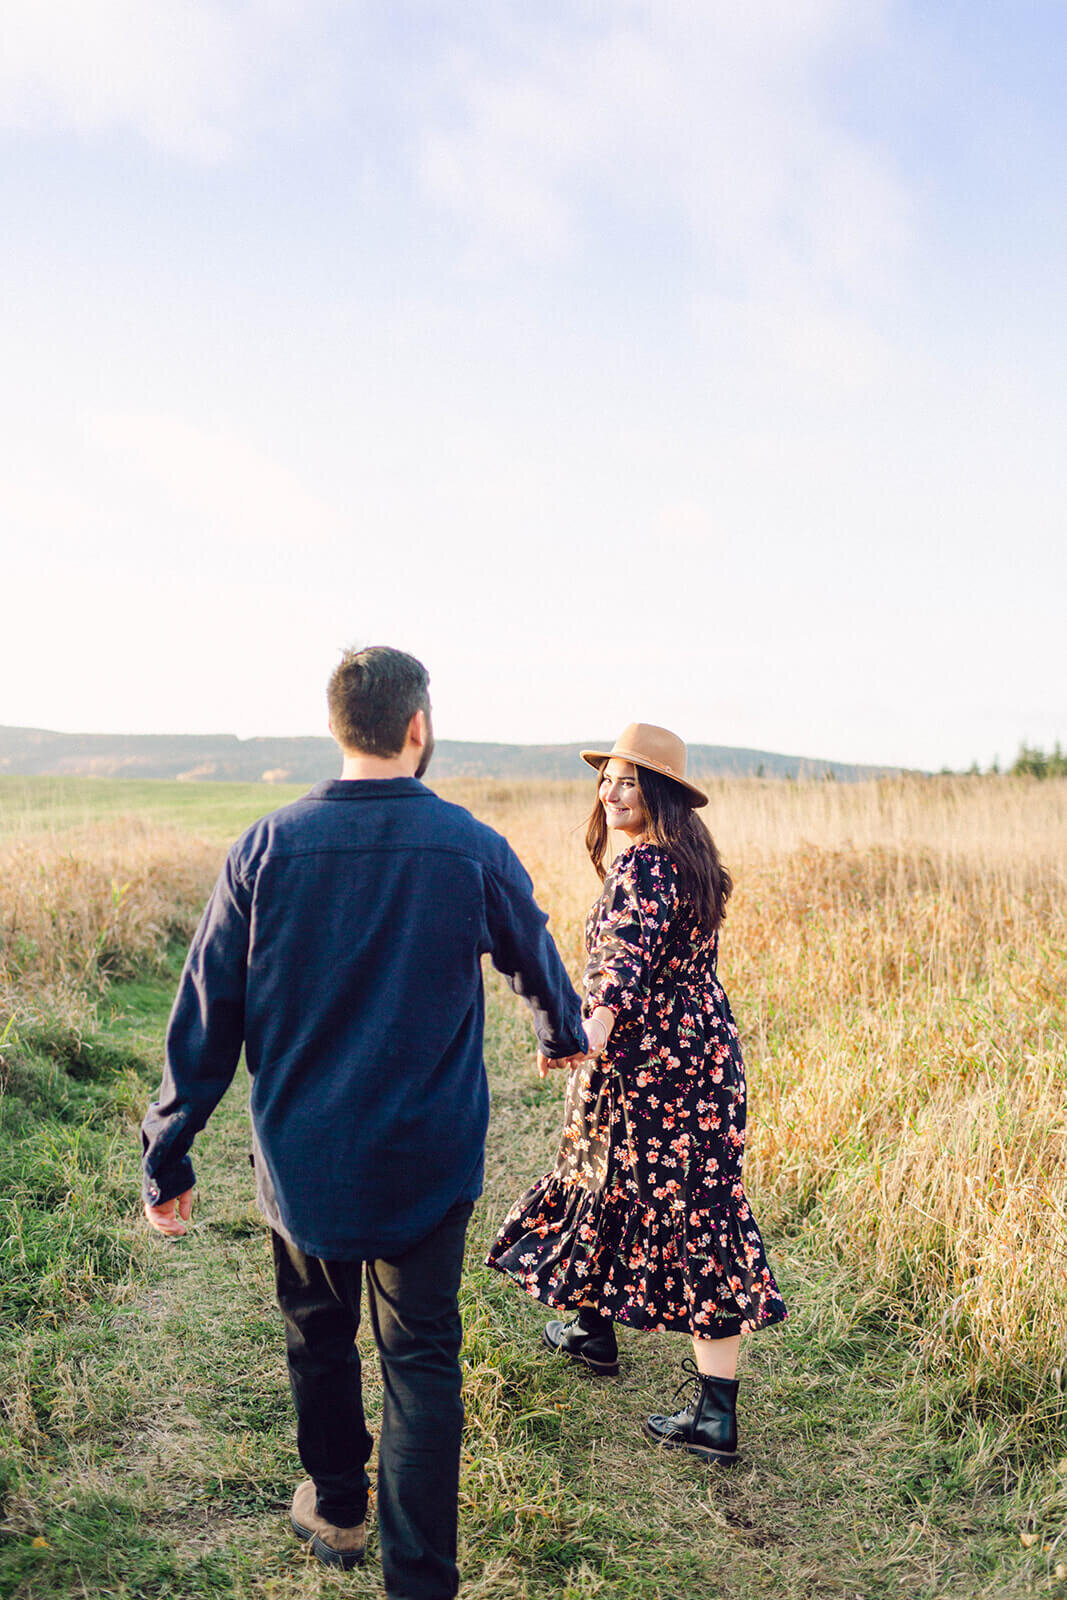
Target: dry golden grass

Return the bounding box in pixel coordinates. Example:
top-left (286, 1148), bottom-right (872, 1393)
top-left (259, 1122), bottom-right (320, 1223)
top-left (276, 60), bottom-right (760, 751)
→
top-left (2, 775), bottom-right (1064, 1442)
top-left (443, 775), bottom-right (1067, 1432)
top-left (0, 819), bottom-right (221, 1035)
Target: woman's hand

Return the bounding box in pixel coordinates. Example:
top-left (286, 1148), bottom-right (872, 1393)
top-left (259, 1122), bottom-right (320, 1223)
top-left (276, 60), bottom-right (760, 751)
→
top-left (583, 1012), bottom-right (612, 1056)
top-left (537, 1048), bottom-right (585, 1079)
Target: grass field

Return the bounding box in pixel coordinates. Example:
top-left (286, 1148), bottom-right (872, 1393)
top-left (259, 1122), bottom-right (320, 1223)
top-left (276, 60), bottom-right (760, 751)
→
top-left (0, 773), bottom-right (1065, 1598)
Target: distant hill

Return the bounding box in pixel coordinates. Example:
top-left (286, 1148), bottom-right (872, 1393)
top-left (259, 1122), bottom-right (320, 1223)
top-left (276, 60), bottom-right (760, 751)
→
top-left (0, 726), bottom-right (898, 784)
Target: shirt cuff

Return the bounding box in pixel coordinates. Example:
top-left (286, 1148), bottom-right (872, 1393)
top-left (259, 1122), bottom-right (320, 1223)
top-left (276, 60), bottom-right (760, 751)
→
top-left (539, 1003), bottom-right (587, 1059)
top-left (142, 1156), bottom-right (195, 1207)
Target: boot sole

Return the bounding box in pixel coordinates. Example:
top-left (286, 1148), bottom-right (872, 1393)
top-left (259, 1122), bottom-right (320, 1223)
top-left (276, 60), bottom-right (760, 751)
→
top-left (291, 1512), bottom-right (366, 1569)
top-left (641, 1418), bottom-right (740, 1466)
top-left (541, 1326), bottom-right (620, 1376)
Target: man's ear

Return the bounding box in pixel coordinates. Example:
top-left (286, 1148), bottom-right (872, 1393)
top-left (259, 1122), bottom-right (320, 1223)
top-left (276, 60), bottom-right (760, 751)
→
top-left (408, 709), bottom-right (427, 748)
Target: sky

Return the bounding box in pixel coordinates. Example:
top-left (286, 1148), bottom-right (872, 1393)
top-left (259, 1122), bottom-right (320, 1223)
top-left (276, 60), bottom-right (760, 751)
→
top-left (1, 0), bottom-right (1064, 771)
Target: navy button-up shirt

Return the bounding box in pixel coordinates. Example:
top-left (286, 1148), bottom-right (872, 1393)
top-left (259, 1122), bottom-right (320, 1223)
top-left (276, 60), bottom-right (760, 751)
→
top-left (141, 777), bottom-right (585, 1260)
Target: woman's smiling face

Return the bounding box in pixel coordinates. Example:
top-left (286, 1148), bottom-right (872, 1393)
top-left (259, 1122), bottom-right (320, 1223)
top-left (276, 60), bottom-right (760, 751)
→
top-left (599, 759), bottom-right (647, 838)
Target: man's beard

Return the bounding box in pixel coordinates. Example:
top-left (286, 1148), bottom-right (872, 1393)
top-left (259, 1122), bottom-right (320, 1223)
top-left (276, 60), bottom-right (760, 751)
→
top-left (415, 712), bottom-right (435, 779)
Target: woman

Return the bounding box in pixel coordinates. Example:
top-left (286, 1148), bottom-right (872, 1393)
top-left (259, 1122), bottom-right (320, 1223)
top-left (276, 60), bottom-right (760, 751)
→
top-left (486, 723), bottom-right (786, 1464)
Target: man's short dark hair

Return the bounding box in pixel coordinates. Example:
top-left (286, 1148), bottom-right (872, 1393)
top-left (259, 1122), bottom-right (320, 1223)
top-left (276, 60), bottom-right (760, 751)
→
top-left (327, 646), bottom-right (431, 757)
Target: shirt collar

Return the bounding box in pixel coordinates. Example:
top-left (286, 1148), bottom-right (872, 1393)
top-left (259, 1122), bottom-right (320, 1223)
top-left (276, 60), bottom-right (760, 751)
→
top-left (307, 777), bottom-right (432, 801)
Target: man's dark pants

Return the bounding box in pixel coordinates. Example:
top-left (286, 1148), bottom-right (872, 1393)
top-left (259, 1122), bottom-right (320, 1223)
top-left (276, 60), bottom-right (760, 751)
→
top-left (272, 1198), bottom-right (474, 1600)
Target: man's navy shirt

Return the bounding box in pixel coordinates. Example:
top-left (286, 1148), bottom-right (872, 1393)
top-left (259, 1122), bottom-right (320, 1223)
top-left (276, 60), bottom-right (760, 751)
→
top-left (141, 777), bottom-right (585, 1260)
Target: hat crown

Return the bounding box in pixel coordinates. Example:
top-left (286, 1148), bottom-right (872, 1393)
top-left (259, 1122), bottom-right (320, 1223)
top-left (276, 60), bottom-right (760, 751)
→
top-left (609, 722), bottom-right (688, 778)
top-left (580, 723), bottom-right (708, 806)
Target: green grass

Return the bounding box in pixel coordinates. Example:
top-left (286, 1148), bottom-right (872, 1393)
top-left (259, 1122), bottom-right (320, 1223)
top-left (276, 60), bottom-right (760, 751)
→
top-left (2, 968), bottom-right (1065, 1599)
top-left (0, 777), bottom-right (307, 843)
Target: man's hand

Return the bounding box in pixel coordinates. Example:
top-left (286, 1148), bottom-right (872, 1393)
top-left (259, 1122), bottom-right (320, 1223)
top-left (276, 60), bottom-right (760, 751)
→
top-left (536, 1017), bottom-right (610, 1079)
top-left (144, 1189), bottom-right (194, 1237)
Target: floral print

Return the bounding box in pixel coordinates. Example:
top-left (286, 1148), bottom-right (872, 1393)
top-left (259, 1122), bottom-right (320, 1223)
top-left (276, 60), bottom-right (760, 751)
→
top-left (487, 842), bottom-right (787, 1337)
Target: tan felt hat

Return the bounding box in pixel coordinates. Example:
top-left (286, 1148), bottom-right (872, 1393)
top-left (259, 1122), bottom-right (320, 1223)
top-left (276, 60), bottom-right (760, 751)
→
top-left (580, 722), bottom-right (708, 807)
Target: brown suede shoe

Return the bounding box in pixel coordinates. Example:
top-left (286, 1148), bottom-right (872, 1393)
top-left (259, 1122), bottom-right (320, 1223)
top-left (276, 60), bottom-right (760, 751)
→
top-left (290, 1480), bottom-right (367, 1569)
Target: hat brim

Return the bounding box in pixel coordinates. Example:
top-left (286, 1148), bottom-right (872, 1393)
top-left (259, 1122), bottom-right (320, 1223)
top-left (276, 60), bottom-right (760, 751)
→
top-left (580, 748), bottom-right (708, 808)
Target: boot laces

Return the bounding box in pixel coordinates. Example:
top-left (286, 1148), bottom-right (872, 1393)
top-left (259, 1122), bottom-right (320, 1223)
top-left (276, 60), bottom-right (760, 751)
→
top-left (670, 1356), bottom-right (704, 1407)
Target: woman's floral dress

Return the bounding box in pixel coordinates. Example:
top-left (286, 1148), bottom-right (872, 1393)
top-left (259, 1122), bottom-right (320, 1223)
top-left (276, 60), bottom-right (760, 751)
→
top-left (486, 842), bottom-right (787, 1337)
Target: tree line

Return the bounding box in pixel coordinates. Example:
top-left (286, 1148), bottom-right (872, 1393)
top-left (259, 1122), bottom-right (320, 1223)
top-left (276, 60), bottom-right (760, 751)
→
top-left (1008, 742), bottom-right (1067, 778)
top-left (957, 743), bottom-right (1067, 778)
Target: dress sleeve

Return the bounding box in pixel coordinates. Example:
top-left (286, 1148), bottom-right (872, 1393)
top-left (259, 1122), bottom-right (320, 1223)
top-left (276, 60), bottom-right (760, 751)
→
top-left (582, 848), bottom-right (676, 1027)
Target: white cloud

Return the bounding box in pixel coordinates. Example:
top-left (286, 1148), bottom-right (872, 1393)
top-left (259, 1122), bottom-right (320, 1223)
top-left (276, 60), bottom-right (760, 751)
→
top-left (693, 291), bottom-right (895, 389)
top-left (415, 2), bottom-right (911, 312)
top-left (0, 0), bottom-right (343, 159)
top-left (87, 412), bottom-right (345, 545)
top-left (0, 466), bottom-right (96, 536)
top-left (1, 0), bottom-right (910, 309)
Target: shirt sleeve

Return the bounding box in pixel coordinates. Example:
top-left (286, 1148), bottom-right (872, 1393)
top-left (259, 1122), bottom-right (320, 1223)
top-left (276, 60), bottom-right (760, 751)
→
top-left (482, 848), bottom-right (587, 1059)
top-left (583, 848), bottom-right (676, 1027)
top-left (140, 849), bottom-right (252, 1206)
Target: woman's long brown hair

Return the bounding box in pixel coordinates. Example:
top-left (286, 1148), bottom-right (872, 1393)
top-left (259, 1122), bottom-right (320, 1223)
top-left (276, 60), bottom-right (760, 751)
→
top-left (584, 764), bottom-right (732, 935)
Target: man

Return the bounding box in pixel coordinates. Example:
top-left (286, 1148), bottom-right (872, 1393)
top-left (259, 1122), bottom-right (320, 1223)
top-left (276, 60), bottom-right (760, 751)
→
top-left (141, 646), bottom-right (588, 1600)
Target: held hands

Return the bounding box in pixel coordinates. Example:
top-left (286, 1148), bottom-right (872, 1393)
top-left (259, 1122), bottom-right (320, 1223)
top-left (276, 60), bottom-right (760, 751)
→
top-left (536, 1014), bottom-right (611, 1080)
top-left (144, 1189), bottom-right (194, 1237)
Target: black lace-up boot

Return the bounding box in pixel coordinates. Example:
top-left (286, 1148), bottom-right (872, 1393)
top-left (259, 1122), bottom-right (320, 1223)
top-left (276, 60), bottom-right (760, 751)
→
top-left (643, 1357), bottom-right (740, 1464)
top-left (542, 1306), bottom-right (619, 1375)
